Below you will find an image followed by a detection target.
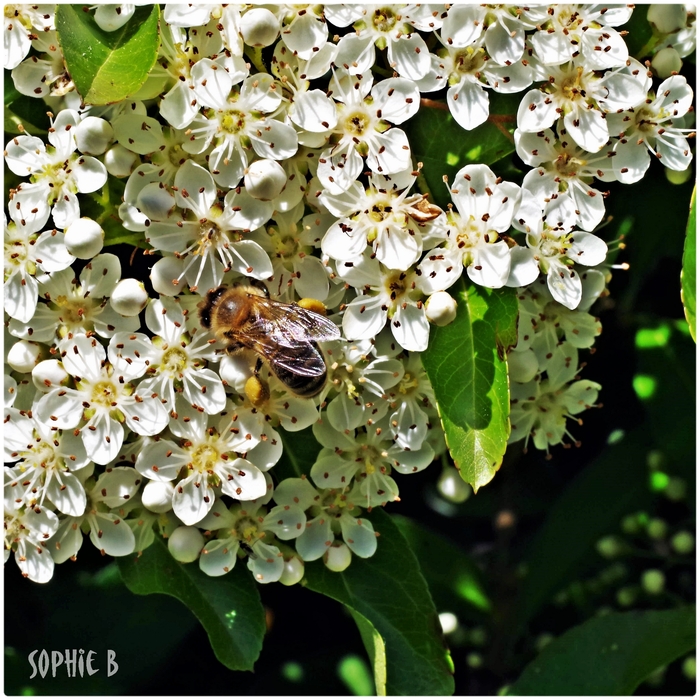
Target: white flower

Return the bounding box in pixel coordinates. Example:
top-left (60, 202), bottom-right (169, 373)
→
top-left (517, 59), bottom-right (651, 153)
top-left (183, 70), bottom-right (298, 188)
top-left (514, 127), bottom-right (615, 231)
top-left (507, 198), bottom-right (608, 310)
top-left (524, 4), bottom-right (633, 70)
top-left (92, 5), bottom-right (135, 32)
top-left (4, 410), bottom-right (90, 516)
top-left (120, 160), bottom-right (274, 292)
top-left (320, 170), bottom-right (447, 271)
top-left (432, 26), bottom-right (533, 131)
top-left (4, 502), bottom-right (58, 582)
top-left (198, 498), bottom-right (306, 582)
top-left (4, 4), bottom-right (54, 70)
top-left (134, 296), bottom-right (226, 415)
top-left (607, 75), bottom-right (696, 181)
top-left (35, 334), bottom-right (169, 465)
top-left (328, 5), bottom-right (432, 81)
top-left (11, 30), bottom-right (71, 98)
top-left (8, 253), bottom-right (139, 343)
top-left (279, 5), bottom-right (329, 60)
top-left (339, 252), bottom-right (430, 352)
top-left (419, 164), bottom-right (521, 292)
top-left (273, 477), bottom-right (378, 561)
top-left (5, 110), bottom-right (107, 227)
top-left (317, 72), bottom-right (419, 194)
top-left (509, 350), bottom-right (601, 452)
top-left (134, 404), bottom-right (268, 526)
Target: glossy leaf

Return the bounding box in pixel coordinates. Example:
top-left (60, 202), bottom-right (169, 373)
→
top-left (422, 279), bottom-right (518, 491)
top-left (681, 187), bottom-right (696, 342)
top-left (405, 92), bottom-right (518, 207)
top-left (303, 509), bottom-right (455, 696)
top-left (394, 514), bottom-right (491, 616)
top-left (56, 4), bottom-right (160, 105)
top-left (275, 425), bottom-right (321, 480)
top-left (118, 536), bottom-right (265, 672)
top-left (509, 607), bottom-right (696, 695)
top-left (512, 426), bottom-right (655, 633)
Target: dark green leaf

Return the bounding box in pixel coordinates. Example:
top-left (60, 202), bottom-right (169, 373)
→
top-left (625, 4), bottom-right (656, 58)
top-left (118, 535), bottom-right (265, 671)
top-left (681, 187), bottom-right (696, 341)
top-left (348, 610), bottom-right (386, 695)
top-left (406, 92), bottom-right (518, 207)
top-left (274, 426), bottom-right (321, 480)
top-left (509, 607), bottom-right (696, 695)
top-left (56, 4), bottom-right (160, 105)
top-left (512, 427), bottom-right (655, 634)
top-left (422, 279), bottom-right (518, 491)
top-left (303, 509), bottom-right (455, 696)
top-left (4, 71), bottom-right (50, 135)
top-left (393, 514), bottom-right (491, 616)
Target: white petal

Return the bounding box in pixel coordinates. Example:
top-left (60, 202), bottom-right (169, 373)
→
top-left (467, 240), bottom-right (511, 288)
top-left (295, 515), bottom-right (332, 561)
top-left (563, 108), bottom-right (608, 153)
top-left (191, 58), bottom-right (232, 110)
top-left (447, 81), bottom-right (489, 131)
top-left (506, 246), bottom-right (540, 287)
top-left (570, 231), bottom-right (608, 267)
top-left (391, 302), bottom-right (430, 352)
top-left (172, 472), bottom-right (216, 526)
top-left (200, 537), bottom-right (238, 576)
top-left (368, 128), bottom-right (412, 174)
top-left (250, 119), bottom-right (299, 161)
top-left (547, 261), bottom-right (582, 310)
top-left (290, 89), bottom-right (337, 132)
top-left (220, 458), bottom-right (267, 501)
top-left (174, 161), bottom-right (216, 215)
top-left (442, 5), bottom-right (485, 47)
top-left (80, 414), bottom-right (124, 465)
top-left (517, 89), bottom-right (558, 132)
top-left (387, 33), bottom-right (430, 81)
top-left (88, 511), bottom-right (135, 556)
top-left (343, 295), bottom-right (387, 340)
top-left (339, 513), bottom-right (377, 558)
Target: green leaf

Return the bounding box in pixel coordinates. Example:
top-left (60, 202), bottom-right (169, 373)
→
top-left (56, 4), bottom-right (160, 105)
top-left (422, 279), bottom-right (518, 491)
top-left (274, 425), bottom-right (321, 480)
top-left (405, 92), bottom-right (518, 207)
top-left (303, 509), bottom-right (455, 696)
top-left (509, 607), bottom-right (696, 695)
top-left (681, 187), bottom-right (696, 342)
top-left (512, 427), bottom-right (655, 634)
top-left (393, 514), bottom-right (491, 616)
top-left (117, 536), bottom-right (265, 671)
top-left (348, 610), bottom-right (386, 695)
top-left (4, 71), bottom-right (50, 135)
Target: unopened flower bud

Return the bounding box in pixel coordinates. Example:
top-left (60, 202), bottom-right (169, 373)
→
top-left (245, 159), bottom-right (287, 201)
top-left (647, 4), bottom-right (687, 34)
top-left (647, 518), bottom-right (668, 540)
top-left (240, 8), bottom-right (280, 47)
top-left (439, 612), bottom-right (458, 634)
top-left (596, 535), bottom-right (624, 559)
top-left (111, 278), bottom-right (149, 316)
top-left (641, 569), bottom-right (665, 595)
top-left (671, 530), bottom-right (694, 554)
top-left (142, 481), bottom-right (175, 513)
top-left (32, 359), bottom-right (69, 392)
top-left (616, 585), bottom-right (638, 607)
top-left (8, 340), bottom-right (45, 373)
top-left (682, 656), bottom-right (696, 680)
top-left (64, 217), bottom-right (104, 259)
top-left (324, 542), bottom-right (352, 572)
top-left (651, 47), bottom-right (683, 78)
top-left (168, 526), bottom-right (205, 563)
top-left (75, 116), bottom-right (114, 155)
top-left (279, 556), bottom-right (305, 586)
top-left (150, 256), bottom-right (187, 296)
top-left (104, 143), bottom-right (138, 178)
top-left (425, 291), bottom-right (457, 326)
top-left (437, 467), bottom-right (471, 504)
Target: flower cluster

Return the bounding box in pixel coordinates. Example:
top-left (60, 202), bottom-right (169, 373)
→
top-left (4, 3), bottom-right (695, 583)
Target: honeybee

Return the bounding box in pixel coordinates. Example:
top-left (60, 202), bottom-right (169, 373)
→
top-left (198, 281), bottom-right (340, 398)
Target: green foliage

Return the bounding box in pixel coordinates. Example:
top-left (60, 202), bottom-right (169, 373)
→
top-left (275, 425), bottom-right (319, 480)
top-left (344, 617), bottom-right (385, 695)
top-left (56, 4), bottom-right (160, 105)
top-left (393, 514), bottom-right (491, 616)
top-left (681, 187), bottom-right (696, 341)
top-left (422, 279), bottom-right (518, 491)
top-left (405, 93), bottom-right (518, 207)
top-left (509, 607), bottom-right (696, 695)
top-left (4, 74), bottom-right (50, 135)
top-left (513, 427), bottom-right (655, 633)
top-left (117, 536), bottom-right (265, 672)
top-left (303, 509), bottom-right (455, 696)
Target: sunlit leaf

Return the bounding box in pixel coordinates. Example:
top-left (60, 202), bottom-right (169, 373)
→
top-left (118, 536), bottom-right (265, 671)
top-left (56, 4), bottom-right (160, 105)
top-left (681, 187), bottom-right (696, 342)
top-left (422, 279), bottom-right (518, 491)
top-left (509, 607), bottom-right (696, 695)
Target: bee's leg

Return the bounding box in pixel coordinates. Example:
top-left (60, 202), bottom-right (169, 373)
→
top-left (253, 356), bottom-right (263, 375)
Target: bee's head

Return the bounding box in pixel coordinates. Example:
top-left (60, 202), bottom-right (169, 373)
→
top-left (198, 286), bottom-right (227, 329)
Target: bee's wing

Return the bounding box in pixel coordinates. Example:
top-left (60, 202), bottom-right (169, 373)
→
top-left (247, 296), bottom-right (341, 349)
top-left (245, 336), bottom-right (327, 377)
